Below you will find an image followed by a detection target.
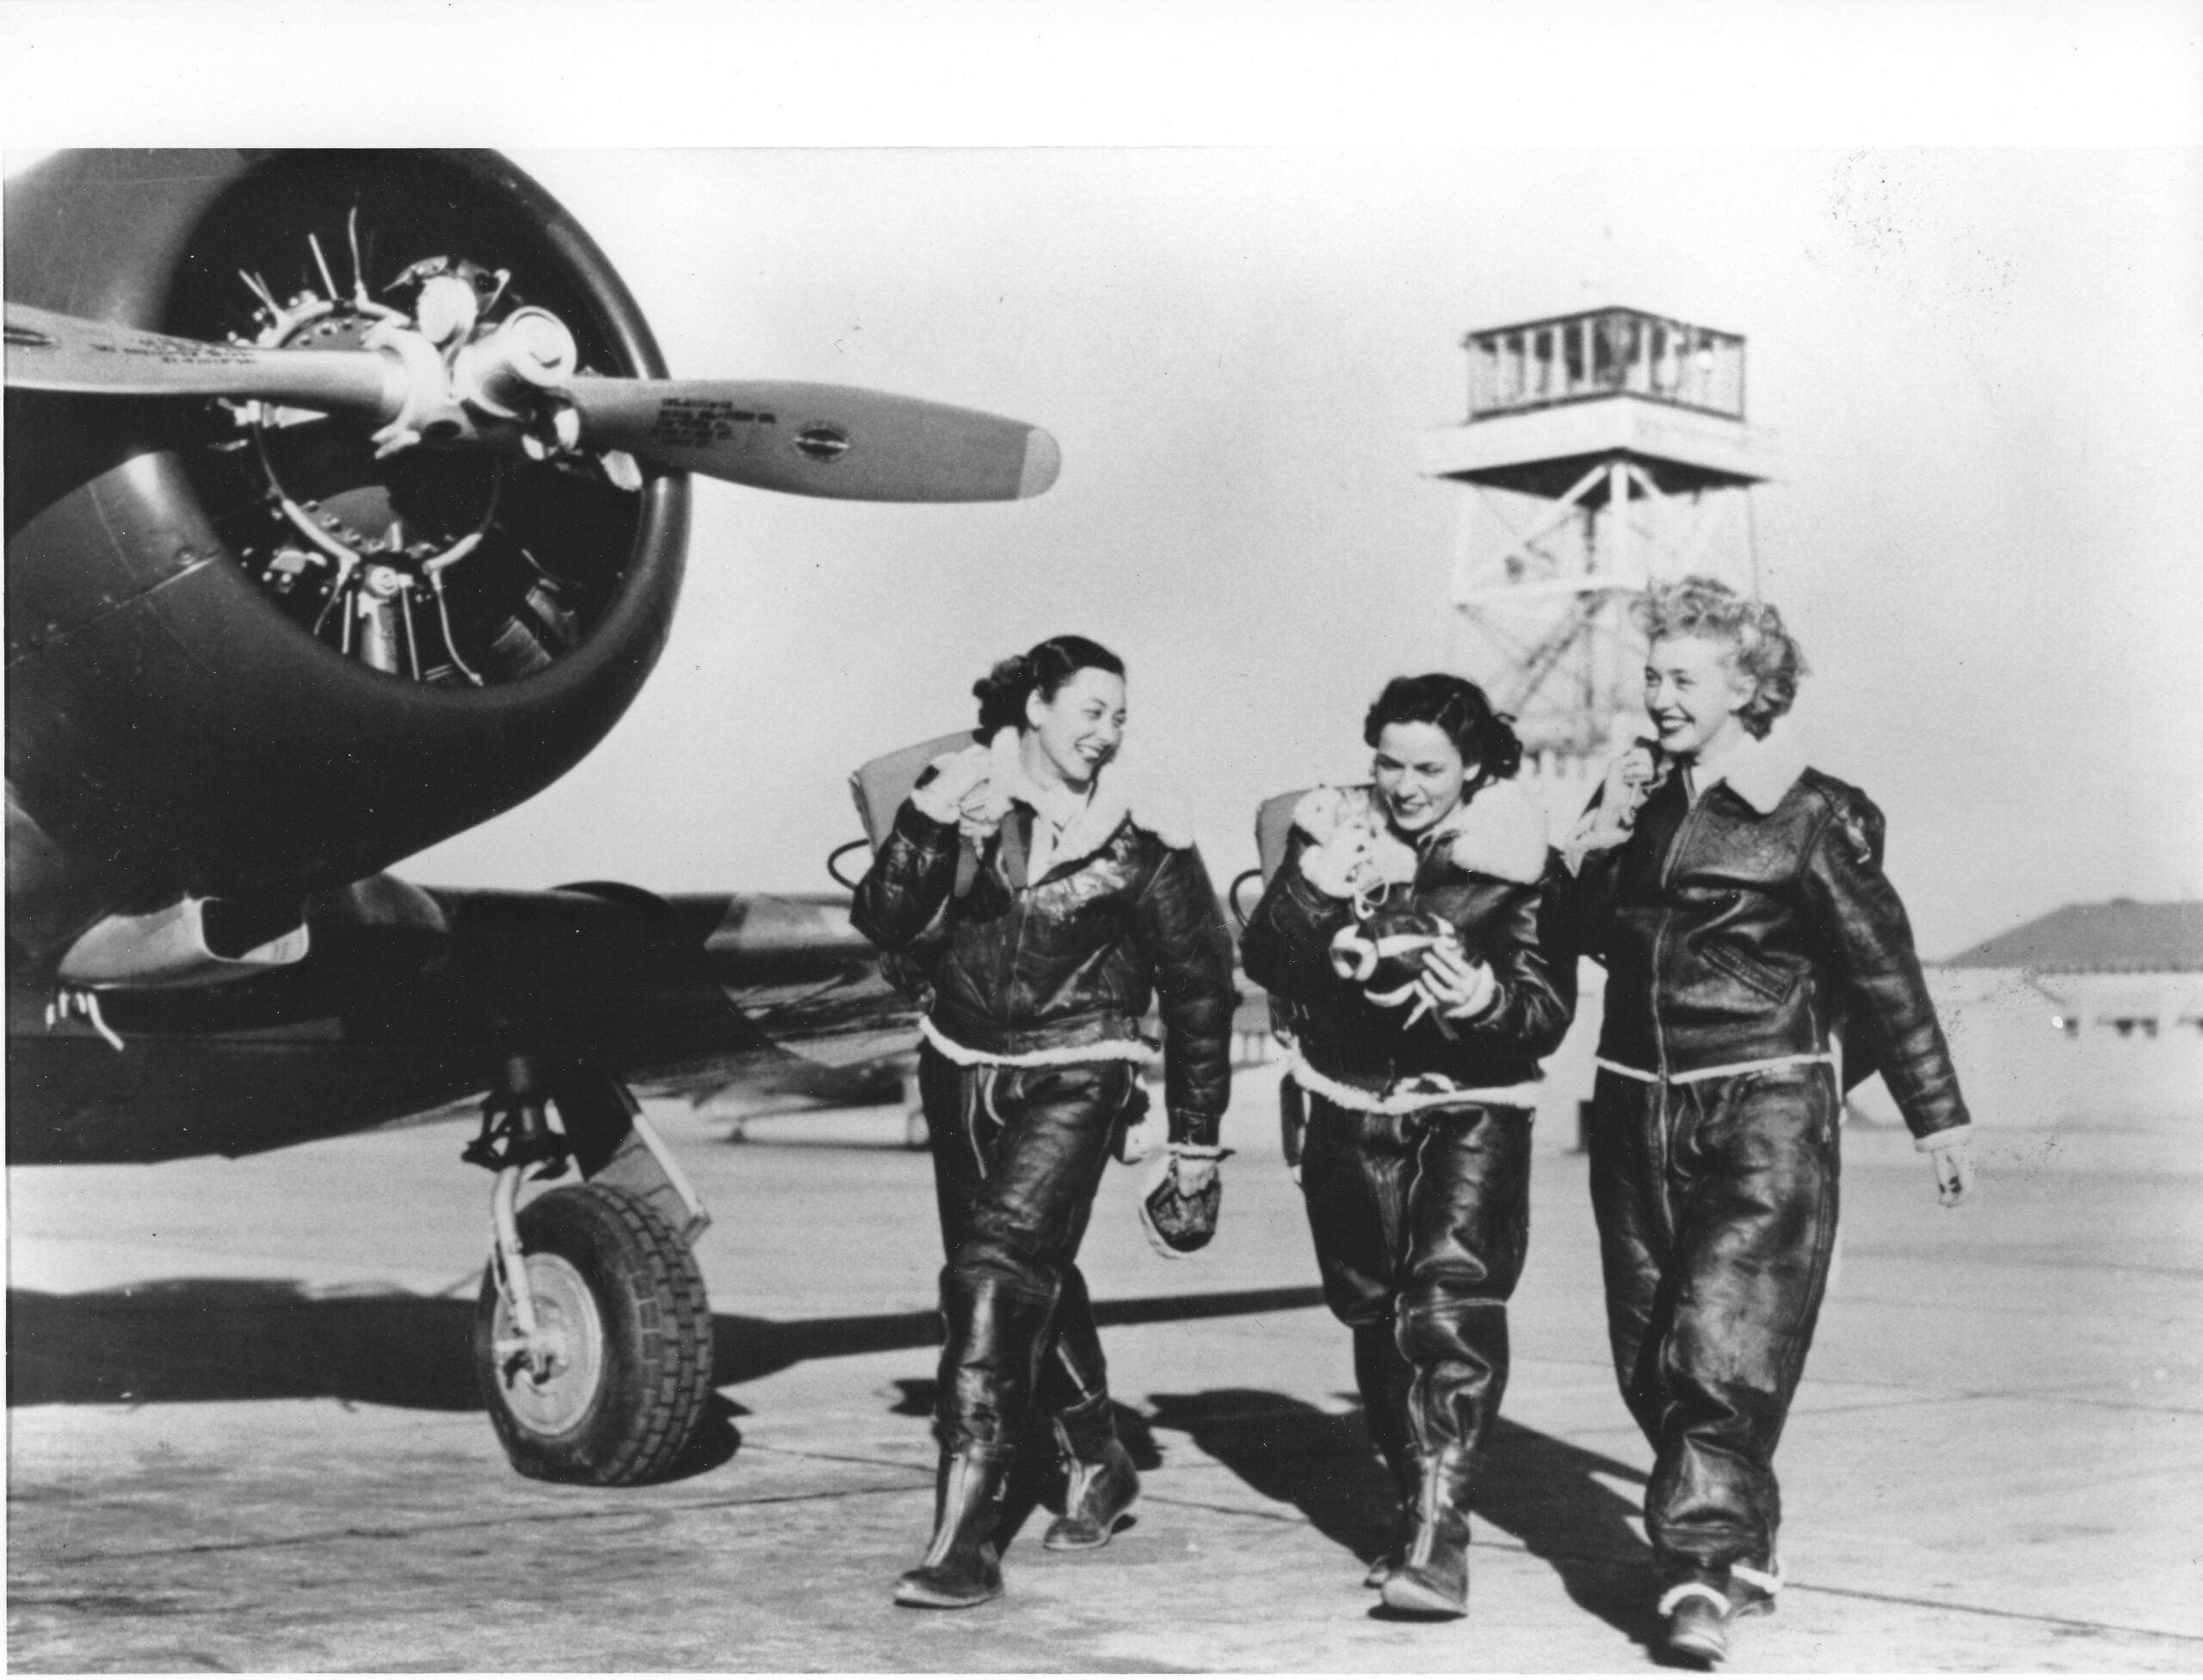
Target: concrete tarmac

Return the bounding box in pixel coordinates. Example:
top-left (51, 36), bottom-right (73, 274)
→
top-left (9, 1070), bottom-right (2202, 1672)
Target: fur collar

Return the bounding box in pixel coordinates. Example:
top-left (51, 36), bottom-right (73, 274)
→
top-left (1696, 725), bottom-right (1806, 816)
top-left (1433, 777), bottom-right (1550, 881)
top-left (929, 729), bottom-right (1194, 862)
top-left (1292, 777), bottom-right (1547, 885)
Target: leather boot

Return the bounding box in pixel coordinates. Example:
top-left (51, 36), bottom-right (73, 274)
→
top-left (1366, 1504), bottom-right (1414, 1590)
top-left (894, 1444), bottom-right (1015, 1609)
top-left (1364, 1454), bottom-right (1421, 1590)
top-left (1355, 1322), bottom-right (1418, 1588)
top-left (1042, 1392), bottom-right (1139, 1550)
top-left (1380, 1448), bottom-right (1475, 1618)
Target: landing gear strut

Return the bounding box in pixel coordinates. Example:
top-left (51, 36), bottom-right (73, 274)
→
top-left (465, 1057), bottom-right (715, 1485)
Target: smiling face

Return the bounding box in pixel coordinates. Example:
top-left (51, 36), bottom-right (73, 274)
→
top-left (1645, 634), bottom-right (1758, 759)
top-left (1372, 720), bottom-right (1473, 836)
top-left (1023, 665), bottom-right (1127, 789)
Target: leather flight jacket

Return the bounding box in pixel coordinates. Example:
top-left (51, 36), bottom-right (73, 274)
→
top-left (1241, 823), bottom-right (1574, 1096)
top-left (1563, 761), bottom-right (1971, 1142)
top-left (851, 798), bottom-right (1236, 1143)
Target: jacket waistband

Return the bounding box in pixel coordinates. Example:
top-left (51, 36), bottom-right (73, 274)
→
top-left (1291, 1050), bottom-right (1542, 1116)
top-left (921, 1016), bottom-right (1151, 1069)
top-left (1595, 1052), bottom-right (1835, 1086)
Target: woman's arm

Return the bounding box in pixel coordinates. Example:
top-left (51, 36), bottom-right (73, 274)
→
top-left (1424, 873), bottom-right (1576, 1062)
top-left (1799, 786), bottom-right (1972, 1145)
top-left (848, 796), bottom-right (962, 954)
top-left (1546, 750), bottom-right (1652, 964)
top-left (1238, 830), bottom-right (1356, 1003)
top-left (1548, 843), bottom-right (1622, 968)
top-left (1132, 843), bottom-right (1237, 1146)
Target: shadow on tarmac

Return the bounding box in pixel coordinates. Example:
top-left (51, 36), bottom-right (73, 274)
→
top-left (1475, 1416), bottom-right (1665, 1649)
top-left (1146, 1386), bottom-right (1397, 1560)
top-left (7, 1281), bottom-right (484, 1411)
top-left (5, 1281), bottom-right (1324, 1412)
top-left (7, 1277), bottom-right (1315, 1522)
top-left (712, 1283), bottom-right (1328, 1386)
top-left (1143, 1387), bottom-right (1663, 1647)
top-left (13, 1281), bottom-right (1670, 1640)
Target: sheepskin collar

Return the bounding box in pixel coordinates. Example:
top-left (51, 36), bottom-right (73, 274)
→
top-left (1292, 776), bottom-right (1548, 885)
top-left (1694, 725), bottom-right (1807, 816)
top-left (1431, 778), bottom-right (1550, 881)
top-left (944, 728), bottom-right (1194, 862)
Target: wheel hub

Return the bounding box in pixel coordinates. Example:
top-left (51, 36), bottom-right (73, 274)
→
top-left (491, 1252), bottom-right (606, 1436)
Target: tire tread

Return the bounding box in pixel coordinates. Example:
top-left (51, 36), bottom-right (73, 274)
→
top-left (475, 1182), bottom-right (714, 1486)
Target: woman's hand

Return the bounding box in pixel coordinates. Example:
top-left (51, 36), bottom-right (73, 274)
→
top-left (1929, 1133), bottom-right (1972, 1208)
top-left (910, 750), bottom-right (990, 825)
top-left (1564, 741), bottom-right (1662, 870)
top-left (1600, 743), bottom-right (1660, 821)
top-left (953, 788), bottom-right (1005, 841)
top-left (1421, 940), bottom-right (1499, 1022)
top-left (1138, 1143), bottom-right (1231, 1258)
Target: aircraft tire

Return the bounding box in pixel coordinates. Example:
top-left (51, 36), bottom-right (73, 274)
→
top-left (474, 1183), bottom-right (715, 1485)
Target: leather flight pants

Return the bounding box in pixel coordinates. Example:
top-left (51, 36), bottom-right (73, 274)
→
top-left (1587, 1063), bottom-right (1841, 1578)
top-left (1298, 1094), bottom-right (1533, 1478)
top-left (918, 1041), bottom-right (1131, 1451)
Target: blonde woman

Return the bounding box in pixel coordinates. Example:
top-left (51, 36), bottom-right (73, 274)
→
top-left (1560, 577), bottom-right (1973, 1664)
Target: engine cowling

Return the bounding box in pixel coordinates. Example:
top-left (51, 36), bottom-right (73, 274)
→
top-left (4, 150), bottom-right (691, 968)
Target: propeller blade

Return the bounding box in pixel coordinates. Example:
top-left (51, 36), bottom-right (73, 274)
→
top-left (566, 378), bottom-right (1060, 503)
top-left (4, 303), bottom-right (401, 417)
top-left (6, 305), bottom-right (1063, 502)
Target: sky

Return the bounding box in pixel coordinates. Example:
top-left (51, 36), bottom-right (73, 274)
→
top-left (386, 145), bottom-right (2200, 959)
top-left (7, 8), bottom-right (2201, 961)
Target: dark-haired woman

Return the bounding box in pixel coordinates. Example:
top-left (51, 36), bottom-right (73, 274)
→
top-left (1240, 674), bottom-right (1572, 1619)
top-left (852, 634), bottom-right (1237, 1610)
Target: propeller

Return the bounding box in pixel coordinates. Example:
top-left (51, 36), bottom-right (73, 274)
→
top-left (4, 304), bottom-right (403, 408)
top-left (5, 301), bottom-right (1060, 503)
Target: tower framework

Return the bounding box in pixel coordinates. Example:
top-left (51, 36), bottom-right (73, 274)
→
top-left (1420, 307), bottom-right (1769, 781)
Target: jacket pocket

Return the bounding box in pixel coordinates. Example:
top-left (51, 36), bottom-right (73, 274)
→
top-left (1700, 939), bottom-right (1792, 1003)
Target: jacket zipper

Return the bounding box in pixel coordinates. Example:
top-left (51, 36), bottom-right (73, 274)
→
top-left (1647, 793), bottom-right (1705, 1229)
top-left (995, 822), bottom-right (1023, 1015)
top-left (1649, 794), bottom-right (1705, 1079)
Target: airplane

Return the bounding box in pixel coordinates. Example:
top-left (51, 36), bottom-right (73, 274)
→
top-left (4, 148), bottom-right (1062, 1488)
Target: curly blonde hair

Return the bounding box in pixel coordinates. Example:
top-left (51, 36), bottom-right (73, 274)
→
top-left (1632, 577), bottom-right (1807, 738)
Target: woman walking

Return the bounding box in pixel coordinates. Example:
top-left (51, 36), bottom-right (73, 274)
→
top-left (1240, 673), bottom-right (1572, 1619)
top-left (852, 634), bottom-right (1237, 1610)
top-left (1558, 577), bottom-right (1973, 1665)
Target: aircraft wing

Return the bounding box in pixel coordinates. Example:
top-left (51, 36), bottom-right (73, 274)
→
top-left (6, 876), bottom-right (918, 1165)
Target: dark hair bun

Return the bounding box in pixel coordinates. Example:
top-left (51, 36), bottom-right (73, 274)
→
top-left (972, 655), bottom-right (1036, 737)
top-left (971, 635), bottom-right (1126, 737)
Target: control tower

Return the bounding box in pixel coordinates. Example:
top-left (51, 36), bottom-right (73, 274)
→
top-left (1419, 307), bottom-right (1768, 797)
